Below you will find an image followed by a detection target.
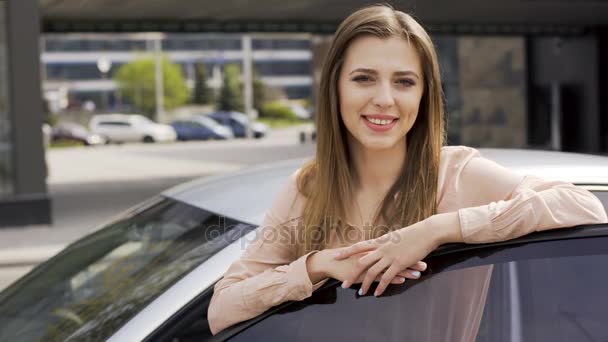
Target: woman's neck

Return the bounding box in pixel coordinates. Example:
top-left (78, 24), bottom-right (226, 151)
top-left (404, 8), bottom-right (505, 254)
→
top-left (348, 135), bottom-right (407, 196)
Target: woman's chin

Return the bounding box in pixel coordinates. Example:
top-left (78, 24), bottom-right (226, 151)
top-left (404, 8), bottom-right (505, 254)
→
top-left (359, 136), bottom-right (402, 151)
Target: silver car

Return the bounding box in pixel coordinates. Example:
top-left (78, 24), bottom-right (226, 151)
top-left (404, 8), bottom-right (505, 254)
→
top-left (1, 149), bottom-right (607, 341)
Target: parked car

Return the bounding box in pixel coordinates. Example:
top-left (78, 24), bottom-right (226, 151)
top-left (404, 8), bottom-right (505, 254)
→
top-left (171, 116), bottom-right (234, 141)
top-left (0, 149), bottom-right (607, 341)
top-left (89, 114), bottom-right (177, 144)
top-left (207, 111), bottom-right (269, 139)
top-left (51, 122), bottom-right (107, 146)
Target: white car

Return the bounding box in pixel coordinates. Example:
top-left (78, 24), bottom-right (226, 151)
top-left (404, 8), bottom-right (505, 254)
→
top-left (89, 114), bottom-right (177, 144)
top-left (0, 149), bottom-right (607, 341)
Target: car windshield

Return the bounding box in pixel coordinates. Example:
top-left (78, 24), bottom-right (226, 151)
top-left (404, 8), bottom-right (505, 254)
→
top-left (195, 116), bottom-right (221, 128)
top-left (232, 229), bottom-right (608, 342)
top-left (133, 115), bottom-right (155, 125)
top-left (0, 197), bottom-right (256, 342)
top-left (229, 112), bottom-right (249, 125)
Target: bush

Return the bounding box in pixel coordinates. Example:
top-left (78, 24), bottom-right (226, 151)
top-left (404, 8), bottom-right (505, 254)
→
top-left (260, 102), bottom-right (299, 121)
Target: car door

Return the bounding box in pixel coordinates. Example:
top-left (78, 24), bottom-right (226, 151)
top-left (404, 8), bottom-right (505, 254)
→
top-left (151, 223), bottom-right (608, 342)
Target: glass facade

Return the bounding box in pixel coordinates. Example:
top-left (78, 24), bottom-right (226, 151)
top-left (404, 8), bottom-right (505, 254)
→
top-left (0, 1), bottom-right (13, 196)
top-left (45, 38), bottom-right (148, 52)
top-left (46, 62), bottom-right (124, 80)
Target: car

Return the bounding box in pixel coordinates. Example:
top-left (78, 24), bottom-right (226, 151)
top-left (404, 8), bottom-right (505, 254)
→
top-left (89, 114), bottom-right (177, 144)
top-left (171, 116), bottom-right (234, 141)
top-left (51, 122), bottom-right (108, 146)
top-left (0, 149), bottom-right (607, 342)
top-left (207, 111), bottom-right (269, 139)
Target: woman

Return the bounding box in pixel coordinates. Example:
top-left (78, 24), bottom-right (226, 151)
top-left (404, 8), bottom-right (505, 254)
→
top-left (207, 4), bottom-right (607, 335)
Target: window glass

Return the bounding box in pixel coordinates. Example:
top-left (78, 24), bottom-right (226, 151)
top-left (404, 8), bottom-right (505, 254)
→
top-left (99, 121), bottom-right (130, 127)
top-left (0, 2), bottom-right (13, 196)
top-left (229, 236), bottom-right (608, 342)
top-left (591, 190), bottom-right (608, 212)
top-left (0, 197), bottom-right (256, 342)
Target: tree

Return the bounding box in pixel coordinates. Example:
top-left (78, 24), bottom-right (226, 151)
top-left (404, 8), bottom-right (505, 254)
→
top-left (217, 64), bottom-right (244, 112)
top-left (113, 57), bottom-right (190, 116)
top-left (252, 69), bottom-right (266, 113)
top-left (192, 63), bottom-right (214, 105)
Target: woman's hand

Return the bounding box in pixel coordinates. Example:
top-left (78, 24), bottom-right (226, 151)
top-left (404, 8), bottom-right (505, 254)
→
top-left (333, 213), bottom-right (461, 297)
top-left (309, 248), bottom-right (427, 286)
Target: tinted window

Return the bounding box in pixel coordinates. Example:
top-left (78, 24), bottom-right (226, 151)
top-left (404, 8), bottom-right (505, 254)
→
top-left (230, 235), bottom-right (608, 342)
top-left (98, 121), bottom-right (131, 127)
top-left (592, 190), bottom-right (608, 212)
top-left (0, 197), bottom-right (256, 342)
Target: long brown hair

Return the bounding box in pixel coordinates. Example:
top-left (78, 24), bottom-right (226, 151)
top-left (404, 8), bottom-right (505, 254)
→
top-left (296, 4), bottom-right (446, 256)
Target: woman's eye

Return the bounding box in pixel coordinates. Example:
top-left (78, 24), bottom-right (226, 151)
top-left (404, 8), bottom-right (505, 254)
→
top-left (397, 78), bottom-right (415, 87)
top-left (352, 75), bottom-right (373, 83)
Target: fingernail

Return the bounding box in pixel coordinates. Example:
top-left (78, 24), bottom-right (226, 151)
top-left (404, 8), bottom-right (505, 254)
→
top-left (374, 291), bottom-right (379, 297)
top-left (412, 271), bottom-right (421, 278)
top-left (420, 262), bottom-right (427, 270)
top-left (334, 251), bottom-right (342, 258)
top-left (342, 281), bottom-right (350, 289)
top-left (358, 288), bottom-right (364, 296)
top-left (399, 278), bottom-right (406, 283)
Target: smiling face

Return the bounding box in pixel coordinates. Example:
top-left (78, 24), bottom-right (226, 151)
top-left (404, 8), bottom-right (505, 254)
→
top-left (338, 35), bottom-right (424, 151)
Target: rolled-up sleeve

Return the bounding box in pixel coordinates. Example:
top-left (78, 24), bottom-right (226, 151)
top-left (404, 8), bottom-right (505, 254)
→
top-left (207, 170), bottom-right (328, 335)
top-left (439, 146), bottom-right (608, 244)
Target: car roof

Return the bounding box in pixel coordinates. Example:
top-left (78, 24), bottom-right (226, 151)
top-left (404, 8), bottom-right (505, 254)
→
top-left (116, 148), bottom-right (608, 341)
top-left (91, 114), bottom-right (145, 121)
top-left (164, 148), bottom-right (608, 226)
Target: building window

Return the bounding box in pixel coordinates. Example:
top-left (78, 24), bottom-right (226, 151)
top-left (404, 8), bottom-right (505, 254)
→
top-left (0, 2), bottom-right (13, 196)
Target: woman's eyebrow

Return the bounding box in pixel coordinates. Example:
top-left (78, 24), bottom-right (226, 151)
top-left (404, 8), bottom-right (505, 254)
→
top-left (349, 68), bottom-right (420, 80)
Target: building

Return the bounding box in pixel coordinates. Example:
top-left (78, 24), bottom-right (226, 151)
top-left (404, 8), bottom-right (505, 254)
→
top-left (42, 33), bottom-right (314, 113)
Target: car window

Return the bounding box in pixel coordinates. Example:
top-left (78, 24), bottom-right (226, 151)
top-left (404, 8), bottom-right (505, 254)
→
top-left (591, 190), bottom-right (608, 212)
top-left (196, 116), bottom-right (220, 128)
top-left (98, 121), bottom-right (131, 127)
top-left (224, 234), bottom-right (608, 342)
top-left (0, 197), bottom-right (257, 342)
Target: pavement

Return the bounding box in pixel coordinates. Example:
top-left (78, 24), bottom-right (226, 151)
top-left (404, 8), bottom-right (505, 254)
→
top-left (0, 124), bottom-right (316, 290)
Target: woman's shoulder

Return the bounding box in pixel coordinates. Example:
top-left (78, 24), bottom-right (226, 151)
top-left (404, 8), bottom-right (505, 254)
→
top-left (265, 167), bottom-right (309, 225)
top-left (437, 146), bottom-right (482, 202)
top-left (440, 145), bottom-right (481, 163)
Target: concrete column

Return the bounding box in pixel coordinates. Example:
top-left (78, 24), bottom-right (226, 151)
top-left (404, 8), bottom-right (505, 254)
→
top-left (0, 0), bottom-right (51, 226)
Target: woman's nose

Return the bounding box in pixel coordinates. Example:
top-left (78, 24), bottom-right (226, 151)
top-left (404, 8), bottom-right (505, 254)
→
top-left (371, 83), bottom-right (395, 108)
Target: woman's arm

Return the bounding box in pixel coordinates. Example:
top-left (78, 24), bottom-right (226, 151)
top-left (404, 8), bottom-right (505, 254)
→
top-left (444, 147), bottom-right (607, 243)
top-left (335, 146), bottom-right (607, 296)
top-left (207, 171), bottom-right (329, 335)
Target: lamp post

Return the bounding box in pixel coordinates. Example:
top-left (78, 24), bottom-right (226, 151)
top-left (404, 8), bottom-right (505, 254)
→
top-left (96, 57), bottom-right (112, 111)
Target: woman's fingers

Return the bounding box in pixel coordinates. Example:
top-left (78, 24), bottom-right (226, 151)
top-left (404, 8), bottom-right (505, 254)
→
top-left (397, 268), bottom-right (422, 280)
top-left (374, 264), bottom-right (402, 296)
top-left (334, 240), bottom-right (379, 260)
top-left (341, 252), bottom-right (382, 289)
top-left (409, 261), bottom-right (427, 272)
top-left (388, 276), bottom-right (406, 284)
top-left (359, 258), bottom-right (392, 296)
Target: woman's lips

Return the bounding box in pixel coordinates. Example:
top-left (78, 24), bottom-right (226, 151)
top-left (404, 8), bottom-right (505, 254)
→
top-left (361, 116), bottom-right (398, 132)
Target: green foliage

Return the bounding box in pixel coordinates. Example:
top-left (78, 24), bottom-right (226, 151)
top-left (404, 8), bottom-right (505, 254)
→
top-left (259, 102), bottom-right (299, 121)
top-left (217, 64), bottom-right (244, 112)
top-left (192, 63), bottom-right (214, 105)
top-left (114, 56), bottom-right (190, 116)
top-left (253, 70), bottom-right (266, 112)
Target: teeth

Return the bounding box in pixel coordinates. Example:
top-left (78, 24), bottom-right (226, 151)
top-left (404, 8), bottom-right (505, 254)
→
top-left (365, 117), bottom-right (394, 125)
